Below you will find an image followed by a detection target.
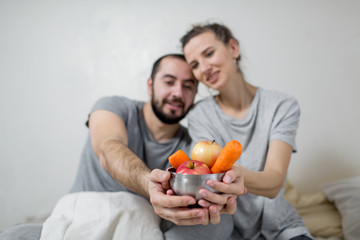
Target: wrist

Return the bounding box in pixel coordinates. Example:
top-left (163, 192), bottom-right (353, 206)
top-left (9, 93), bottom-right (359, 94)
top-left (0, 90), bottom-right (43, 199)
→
top-left (142, 170), bottom-right (151, 198)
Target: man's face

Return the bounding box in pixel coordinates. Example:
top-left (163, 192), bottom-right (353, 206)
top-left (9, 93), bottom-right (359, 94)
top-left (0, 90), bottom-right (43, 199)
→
top-left (149, 57), bottom-right (197, 124)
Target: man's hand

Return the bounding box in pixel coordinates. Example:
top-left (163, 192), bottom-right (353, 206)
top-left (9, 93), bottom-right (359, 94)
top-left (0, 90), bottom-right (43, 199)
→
top-left (149, 169), bottom-right (210, 225)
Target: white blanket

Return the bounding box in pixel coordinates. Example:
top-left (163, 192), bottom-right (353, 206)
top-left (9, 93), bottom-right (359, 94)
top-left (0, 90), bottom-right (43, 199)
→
top-left (40, 191), bottom-right (163, 240)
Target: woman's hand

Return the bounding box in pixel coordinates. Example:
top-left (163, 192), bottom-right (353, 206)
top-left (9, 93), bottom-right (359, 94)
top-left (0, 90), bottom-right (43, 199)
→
top-left (217, 163), bottom-right (247, 196)
top-left (197, 164), bottom-right (247, 224)
top-left (148, 169), bottom-right (210, 225)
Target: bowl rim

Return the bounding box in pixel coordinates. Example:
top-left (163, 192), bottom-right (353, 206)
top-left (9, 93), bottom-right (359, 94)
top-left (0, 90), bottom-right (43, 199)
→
top-left (167, 167), bottom-right (225, 179)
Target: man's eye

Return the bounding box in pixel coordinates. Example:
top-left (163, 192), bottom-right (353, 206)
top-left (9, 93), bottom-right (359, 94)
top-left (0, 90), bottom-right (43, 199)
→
top-left (165, 81), bottom-right (174, 86)
top-left (184, 84), bottom-right (195, 90)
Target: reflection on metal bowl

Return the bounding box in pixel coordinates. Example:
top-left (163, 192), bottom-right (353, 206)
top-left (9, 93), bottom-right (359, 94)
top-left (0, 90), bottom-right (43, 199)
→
top-left (168, 167), bottom-right (225, 201)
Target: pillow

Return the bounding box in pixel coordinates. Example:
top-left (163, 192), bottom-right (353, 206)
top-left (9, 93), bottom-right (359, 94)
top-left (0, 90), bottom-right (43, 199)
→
top-left (321, 176), bottom-right (360, 240)
top-left (284, 181), bottom-right (343, 238)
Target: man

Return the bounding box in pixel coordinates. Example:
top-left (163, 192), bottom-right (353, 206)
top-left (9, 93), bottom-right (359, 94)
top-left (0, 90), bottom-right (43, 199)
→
top-left (70, 53), bottom-right (198, 196)
top-left (0, 54), bottom-right (235, 240)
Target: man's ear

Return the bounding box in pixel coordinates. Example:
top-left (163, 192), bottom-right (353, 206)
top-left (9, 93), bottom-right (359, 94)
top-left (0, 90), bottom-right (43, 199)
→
top-left (147, 77), bottom-right (153, 96)
top-left (229, 38), bottom-right (240, 59)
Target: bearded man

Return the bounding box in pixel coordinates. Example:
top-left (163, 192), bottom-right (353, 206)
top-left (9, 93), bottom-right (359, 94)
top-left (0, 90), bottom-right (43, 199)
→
top-left (0, 54), bottom-right (236, 240)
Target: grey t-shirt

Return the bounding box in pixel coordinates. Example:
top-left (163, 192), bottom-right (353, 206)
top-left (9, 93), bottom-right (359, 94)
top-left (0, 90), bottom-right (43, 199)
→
top-left (187, 88), bottom-right (311, 239)
top-left (70, 96), bottom-right (191, 193)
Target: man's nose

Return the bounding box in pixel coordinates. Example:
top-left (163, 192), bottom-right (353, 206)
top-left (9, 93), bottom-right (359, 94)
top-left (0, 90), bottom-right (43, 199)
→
top-left (172, 82), bottom-right (183, 98)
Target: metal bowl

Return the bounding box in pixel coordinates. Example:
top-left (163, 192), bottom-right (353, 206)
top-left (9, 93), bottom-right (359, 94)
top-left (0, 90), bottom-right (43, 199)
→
top-left (168, 167), bottom-right (225, 200)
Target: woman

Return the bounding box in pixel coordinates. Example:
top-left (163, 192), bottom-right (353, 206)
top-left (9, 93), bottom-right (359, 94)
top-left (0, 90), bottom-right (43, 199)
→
top-left (181, 23), bottom-right (312, 239)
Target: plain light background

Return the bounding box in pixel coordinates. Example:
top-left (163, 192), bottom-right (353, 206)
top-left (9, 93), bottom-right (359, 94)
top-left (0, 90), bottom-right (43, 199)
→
top-left (1, 0), bottom-right (359, 231)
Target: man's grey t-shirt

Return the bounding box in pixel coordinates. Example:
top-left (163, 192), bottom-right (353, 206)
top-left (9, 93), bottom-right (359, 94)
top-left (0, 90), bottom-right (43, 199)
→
top-left (70, 96), bottom-right (191, 193)
top-left (187, 88), bottom-right (311, 239)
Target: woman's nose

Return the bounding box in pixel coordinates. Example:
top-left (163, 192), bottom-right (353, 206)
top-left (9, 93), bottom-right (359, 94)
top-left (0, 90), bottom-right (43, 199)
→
top-left (200, 61), bottom-right (211, 76)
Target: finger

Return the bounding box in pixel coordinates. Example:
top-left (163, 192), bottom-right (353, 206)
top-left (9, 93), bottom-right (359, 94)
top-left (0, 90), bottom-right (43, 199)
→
top-left (174, 216), bottom-right (208, 226)
top-left (199, 189), bottom-right (230, 205)
top-left (162, 181), bottom-right (171, 191)
top-left (207, 179), bottom-right (245, 196)
top-left (208, 204), bottom-right (221, 224)
top-left (160, 207), bottom-right (208, 225)
top-left (197, 199), bottom-right (211, 208)
top-left (149, 180), bottom-right (197, 208)
top-left (166, 189), bottom-right (175, 195)
top-left (222, 164), bottom-right (242, 184)
top-left (220, 196), bottom-right (237, 215)
top-left (175, 217), bottom-right (208, 226)
top-left (206, 179), bottom-right (228, 192)
top-left (207, 164), bottom-right (246, 196)
top-left (201, 210), bottom-right (210, 225)
top-left (150, 169), bottom-right (171, 182)
top-left (151, 193), bottom-right (196, 208)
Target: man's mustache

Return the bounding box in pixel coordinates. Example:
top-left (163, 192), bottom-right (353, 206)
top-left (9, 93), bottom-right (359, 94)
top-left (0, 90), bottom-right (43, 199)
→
top-left (164, 98), bottom-right (184, 107)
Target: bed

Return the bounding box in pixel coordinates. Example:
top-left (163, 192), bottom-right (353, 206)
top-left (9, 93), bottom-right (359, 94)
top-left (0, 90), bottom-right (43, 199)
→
top-left (35, 176), bottom-right (360, 239)
top-left (284, 176), bottom-right (360, 240)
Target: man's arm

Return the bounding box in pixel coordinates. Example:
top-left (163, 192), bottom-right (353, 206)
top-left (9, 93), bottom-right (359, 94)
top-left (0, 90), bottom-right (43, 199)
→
top-left (89, 110), bottom-right (151, 198)
top-left (89, 109), bottom-right (211, 225)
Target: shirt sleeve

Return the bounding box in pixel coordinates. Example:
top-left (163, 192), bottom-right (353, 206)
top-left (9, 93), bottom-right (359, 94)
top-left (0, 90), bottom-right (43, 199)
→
top-left (86, 96), bottom-right (132, 127)
top-left (270, 96), bottom-right (300, 152)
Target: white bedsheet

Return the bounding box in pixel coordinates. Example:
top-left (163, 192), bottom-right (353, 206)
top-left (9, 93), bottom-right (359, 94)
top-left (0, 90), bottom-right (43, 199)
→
top-left (40, 191), bottom-right (163, 240)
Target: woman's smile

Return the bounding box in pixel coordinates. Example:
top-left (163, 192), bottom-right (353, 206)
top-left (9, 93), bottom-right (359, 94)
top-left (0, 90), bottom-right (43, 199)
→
top-left (206, 71), bottom-right (220, 84)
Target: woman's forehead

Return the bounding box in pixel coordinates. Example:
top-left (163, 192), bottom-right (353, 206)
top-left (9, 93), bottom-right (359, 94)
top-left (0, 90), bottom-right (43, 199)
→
top-left (184, 32), bottom-right (222, 60)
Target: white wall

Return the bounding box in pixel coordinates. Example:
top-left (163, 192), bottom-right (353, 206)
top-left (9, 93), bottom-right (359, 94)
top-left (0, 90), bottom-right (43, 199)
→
top-left (1, 0), bottom-right (359, 231)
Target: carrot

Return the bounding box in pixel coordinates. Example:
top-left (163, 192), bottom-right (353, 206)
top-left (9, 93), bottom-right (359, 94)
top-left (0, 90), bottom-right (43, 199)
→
top-left (211, 140), bottom-right (242, 173)
top-left (168, 149), bottom-right (190, 169)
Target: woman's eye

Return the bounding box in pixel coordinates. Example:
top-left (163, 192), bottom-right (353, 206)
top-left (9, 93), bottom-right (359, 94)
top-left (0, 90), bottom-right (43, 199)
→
top-left (191, 63), bottom-right (198, 70)
top-left (206, 51), bottom-right (214, 57)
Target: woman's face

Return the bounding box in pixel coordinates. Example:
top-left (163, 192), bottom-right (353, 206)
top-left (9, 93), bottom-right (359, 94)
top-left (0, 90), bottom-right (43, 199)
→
top-left (183, 31), bottom-right (239, 90)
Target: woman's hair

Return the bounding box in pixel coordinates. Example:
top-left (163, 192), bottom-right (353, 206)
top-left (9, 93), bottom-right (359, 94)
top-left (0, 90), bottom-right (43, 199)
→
top-left (180, 23), bottom-right (241, 62)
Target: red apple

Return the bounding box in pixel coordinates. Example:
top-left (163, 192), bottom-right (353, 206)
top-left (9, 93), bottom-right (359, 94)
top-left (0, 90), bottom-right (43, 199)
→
top-left (191, 140), bottom-right (223, 168)
top-left (176, 160), bottom-right (211, 175)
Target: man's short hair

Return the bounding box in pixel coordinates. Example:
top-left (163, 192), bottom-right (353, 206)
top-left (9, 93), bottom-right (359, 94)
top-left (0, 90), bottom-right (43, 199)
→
top-left (150, 54), bottom-right (186, 80)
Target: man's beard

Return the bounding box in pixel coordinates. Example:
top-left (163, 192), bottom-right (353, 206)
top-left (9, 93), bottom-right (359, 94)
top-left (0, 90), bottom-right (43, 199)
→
top-left (151, 97), bottom-right (188, 124)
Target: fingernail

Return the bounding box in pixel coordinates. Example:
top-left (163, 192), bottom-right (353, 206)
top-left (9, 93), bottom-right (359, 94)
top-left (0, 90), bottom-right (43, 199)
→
top-left (196, 211), bottom-right (203, 217)
top-left (200, 202), bottom-right (209, 207)
top-left (161, 172), bottom-right (167, 181)
top-left (223, 175), bottom-right (231, 183)
top-left (228, 197), bottom-right (235, 204)
top-left (188, 199), bottom-right (195, 205)
top-left (201, 192), bottom-right (207, 197)
top-left (207, 181), bottom-right (214, 187)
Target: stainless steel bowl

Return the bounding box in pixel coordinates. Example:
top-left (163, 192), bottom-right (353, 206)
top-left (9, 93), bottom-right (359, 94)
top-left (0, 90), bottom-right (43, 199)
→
top-left (168, 167), bottom-right (225, 200)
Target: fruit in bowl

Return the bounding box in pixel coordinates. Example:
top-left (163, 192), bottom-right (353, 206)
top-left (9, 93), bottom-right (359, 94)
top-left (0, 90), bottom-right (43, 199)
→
top-left (191, 140), bottom-right (222, 168)
top-left (176, 160), bottom-right (211, 175)
top-left (167, 140), bottom-right (243, 200)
